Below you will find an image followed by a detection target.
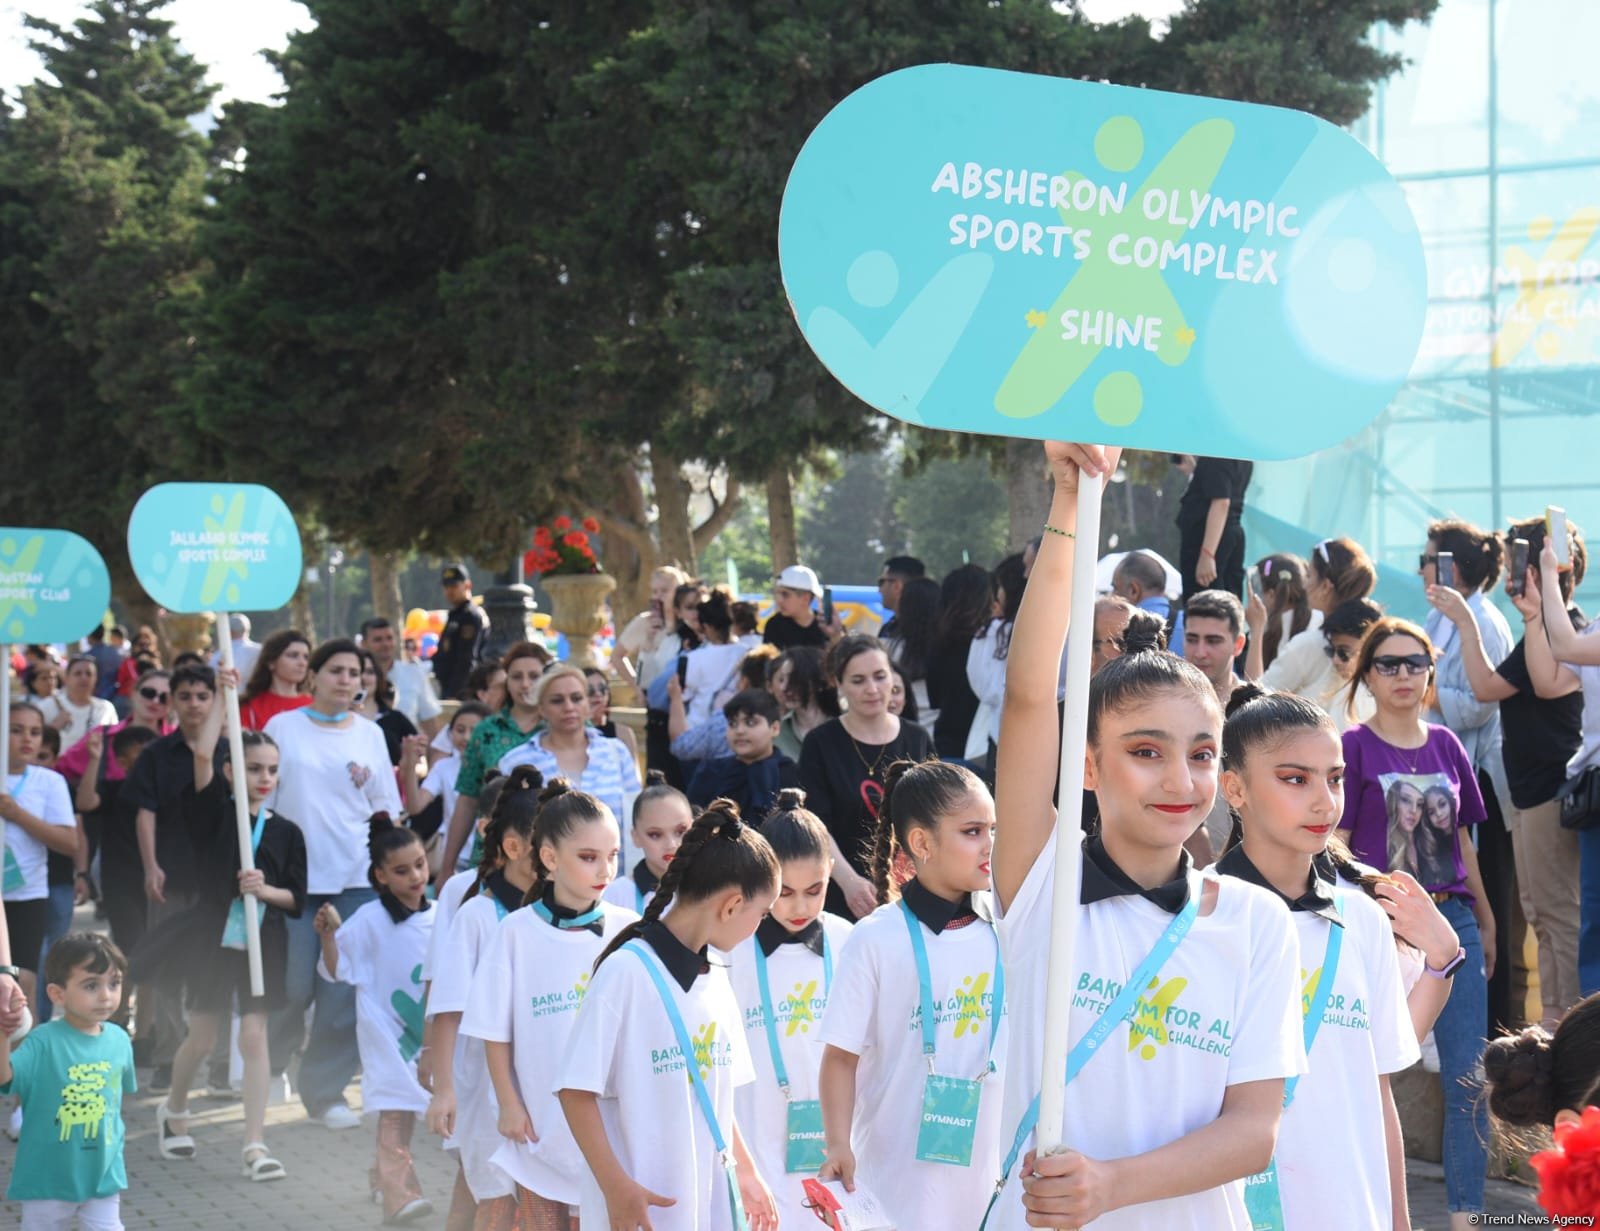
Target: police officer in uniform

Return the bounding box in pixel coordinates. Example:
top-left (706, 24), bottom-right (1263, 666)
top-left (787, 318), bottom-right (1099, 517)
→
top-left (433, 563), bottom-right (489, 699)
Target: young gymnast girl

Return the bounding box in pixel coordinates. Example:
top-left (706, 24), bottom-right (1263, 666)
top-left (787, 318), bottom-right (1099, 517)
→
top-left (817, 758), bottom-right (1005, 1230)
top-left (316, 818), bottom-right (435, 1225)
top-left (727, 788), bottom-right (854, 1226)
top-left (989, 441), bottom-right (1304, 1231)
top-left (1214, 686), bottom-right (1430, 1229)
top-left (426, 766), bottom-right (544, 1230)
top-left (602, 771), bottom-right (693, 915)
top-left (462, 778), bottom-right (636, 1227)
top-left (558, 800), bottom-right (780, 1231)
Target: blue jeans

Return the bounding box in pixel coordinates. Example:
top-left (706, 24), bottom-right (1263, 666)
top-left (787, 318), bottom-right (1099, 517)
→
top-left (1434, 896), bottom-right (1489, 1213)
top-left (35, 882), bottom-right (76, 1023)
top-left (271, 885), bottom-right (375, 1115)
top-left (1580, 827), bottom-right (1600, 996)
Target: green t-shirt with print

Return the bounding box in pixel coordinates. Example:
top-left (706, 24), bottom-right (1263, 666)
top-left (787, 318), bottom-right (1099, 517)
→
top-left (1, 1019), bottom-right (136, 1201)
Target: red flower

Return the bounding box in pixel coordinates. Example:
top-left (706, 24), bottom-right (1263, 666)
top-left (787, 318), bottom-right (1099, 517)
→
top-left (522, 549), bottom-right (539, 576)
top-left (563, 531), bottom-right (588, 549)
top-left (582, 516), bottom-right (600, 534)
top-left (533, 525), bottom-right (553, 548)
top-left (552, 515), bottom-right (573, 532)
top-left (1531, 1105), bottom-right (1600, 1220)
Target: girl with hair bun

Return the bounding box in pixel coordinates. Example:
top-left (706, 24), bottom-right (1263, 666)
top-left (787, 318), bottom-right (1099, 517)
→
top-left (990, 442), bottom-right (1304, 1231)
top-left (558, 800), bottom-right (780, 1231)
top-left (463, 779), bottom-right (635, 1227)
top-left (1484, 993), bottom-right (1600, 1221)
top-left (728, 789), bottom-right (854, 1228)
top-left (314, 816), bottom-right (435, 1225)
top-left (603, 770), bottom-right (693, 915)
top-left (817, 758), bottom-right (1003, 1231)
top-left (1249, 537), bottom-right (1378, 703)
top-left (424, 765), bottom-right (543, 1229)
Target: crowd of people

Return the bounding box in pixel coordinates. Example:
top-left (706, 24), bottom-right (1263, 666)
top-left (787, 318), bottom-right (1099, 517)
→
top-left (0, 449), bottom-right (1598, 1229)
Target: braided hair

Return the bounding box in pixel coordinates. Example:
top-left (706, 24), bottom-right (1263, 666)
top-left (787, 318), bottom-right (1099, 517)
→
top-left (595, 798), bottom-right (778, 970)
top-left (869, 759), bottom-right (987, 906)
top-left (473, 765), bottom-right (544, 896)
top-left (526, 779), bottom-right (618, 905)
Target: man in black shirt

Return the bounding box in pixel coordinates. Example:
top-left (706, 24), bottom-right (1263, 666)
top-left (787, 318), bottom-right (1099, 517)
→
top-left (763, 565), bottom-right (840, 651)
top-left (1174, 454), bottom-right (1253, 601)
top-left (433, 563), bottom-right (489, 699)
top-left (875, 555), bottom-right (925, 642)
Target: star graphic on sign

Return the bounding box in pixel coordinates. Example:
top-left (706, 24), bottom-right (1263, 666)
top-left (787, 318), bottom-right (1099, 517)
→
top-left (1025, 309), bottom-right (1048, 329)
top-left (1176, 326), bottom-right (1196, 345)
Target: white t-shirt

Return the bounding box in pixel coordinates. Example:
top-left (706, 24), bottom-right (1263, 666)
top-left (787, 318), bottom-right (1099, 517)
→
top-left (602, 863), bottom-right (657, 916)
top-left (817, 899), bottom-right (1006, 1231)
top-left (557, 935), bottom-right (755, 1231)
top-left (428, 891), bottom-right (517, 1200)
top-left (1272, 877), bottom-right (1419, 1230)
top-left (388, 661), bottom-right (442, 726)
top-left (728, 915), bottom-right (855, 1230)
top-left (2, 767), bottom-right (75, 902)
top-left (424, 868), bottom-right (477, 983)
top-left (421, 754), bottom-right (463, 836)
top-left (320, 898), bottom-right (434, 1116)
top-left (264, 710), bottom-right (403, 894)
top-left (683, 643), bottom-right (750, 727)
top-left (992, 834), bottom-right (1305, 1231)
top-left (35, 694), bottom-right (118, 748)
top-left (463, 900), bottom-right (636, 1203)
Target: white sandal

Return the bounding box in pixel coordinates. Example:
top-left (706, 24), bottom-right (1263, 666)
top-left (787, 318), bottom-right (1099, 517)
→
top-left (155, 1102), bottom-right (195, 1160)
top-left (242, 1142), bottom-right (286, 1182)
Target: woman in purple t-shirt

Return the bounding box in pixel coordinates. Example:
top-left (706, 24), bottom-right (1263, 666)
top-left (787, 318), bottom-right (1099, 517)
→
top-left (1337, 615), bottom-right (1494, 1223)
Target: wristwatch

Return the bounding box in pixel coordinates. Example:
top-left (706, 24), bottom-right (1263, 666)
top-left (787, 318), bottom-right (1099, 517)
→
top-left (1423, 947), bottom-right (1468, 979)
top-left (0, 965), bottom-right (20, 979)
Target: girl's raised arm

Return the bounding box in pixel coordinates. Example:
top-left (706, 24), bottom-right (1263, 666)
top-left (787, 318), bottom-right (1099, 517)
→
top-left (993, 442), bottom-right (1118, 911)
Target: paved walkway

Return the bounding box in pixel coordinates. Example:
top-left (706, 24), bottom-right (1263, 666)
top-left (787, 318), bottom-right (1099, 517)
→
top-left (0, 1073), bottom-right (1550, 1229)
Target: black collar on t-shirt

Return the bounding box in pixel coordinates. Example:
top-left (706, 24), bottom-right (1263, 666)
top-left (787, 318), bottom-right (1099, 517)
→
top-left (539, 885), bottom-right (605, 936)
top-left (756, 914), bottom-right (825, 957)
top-left (632, 860), bottom-right (660, 898)
top-left (379, 889), bottom-right (431, 924)
top-left (484, 871), bottom-right (525, 917)
top-left (899, 877), bottom-right (976, 935)
top-left (641, 919), bottom-right (709, 992)
top-left (1080, 836), bottom-right (1192, 914)
top-left (1215, 845), bottom-right (1344, 926)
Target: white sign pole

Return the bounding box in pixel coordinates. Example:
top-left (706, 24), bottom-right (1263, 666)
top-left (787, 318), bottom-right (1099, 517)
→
top-left (1035, 474), bottom-right (1103, 1156)
top-left (217, 616), bottom-right (265, 997)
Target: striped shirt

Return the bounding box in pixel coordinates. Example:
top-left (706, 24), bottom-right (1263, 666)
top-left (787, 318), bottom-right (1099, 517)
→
top-left (495, 726), bottom-right (641, 822)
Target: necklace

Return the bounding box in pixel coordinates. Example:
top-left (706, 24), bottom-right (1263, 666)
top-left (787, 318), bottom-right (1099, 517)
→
top-left (849, 731), bottom-right (891, 780)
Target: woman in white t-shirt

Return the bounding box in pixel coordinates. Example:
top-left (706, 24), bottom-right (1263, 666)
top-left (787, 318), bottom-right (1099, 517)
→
top-left (602, 772), bottom-right (692, 916)
top-left (464, 778), bottom-right (636, 1225)
top-left (728, 789), bottom-right (853, 1228)
top-left (816, 759), bottom-right (1004, 1230)
top-left (265, 638), bottom-right (403, 1126)
top-left (1214, 688), bottom-right (1443, 1229)
top-left (557, 801), bottom-right (781, 1231)
top-left (424, 765), bottom-right (545, 1228)
top-left (0, 702), bottom-right (78, 1006)
top-left (991, 442), bottom-right (1304, 1231)
top-left (34, 655), bottom-right (116, 747)
top-left (315, 820), bottom-right (435, 1224)
top-left (682, 589), bottom-right (750, 728)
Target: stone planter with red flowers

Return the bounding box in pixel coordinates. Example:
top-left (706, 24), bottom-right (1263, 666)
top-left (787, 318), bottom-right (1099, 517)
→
top-left (525, 516), bottom-right (615, 668)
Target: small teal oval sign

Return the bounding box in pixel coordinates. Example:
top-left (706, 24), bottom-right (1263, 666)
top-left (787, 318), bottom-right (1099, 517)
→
top-left (0, 529), bottom-right (111, 643)
top-left (779, 65), bottom-right (1427, 458)
top-left (127, 484), bottom-right (301, 613)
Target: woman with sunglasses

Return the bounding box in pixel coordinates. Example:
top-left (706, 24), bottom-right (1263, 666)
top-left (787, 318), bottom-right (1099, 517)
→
top-left (1315, 598), bottom-right (1382, 730)
top-left (1246, 537), bottom-right (1377, 697)
top-left (583, 666), bottom-right (638, 766)
top-left (1337, 616), bottom-right (1494, 1229)
top-left (238, 630), bottom-right (313, 732)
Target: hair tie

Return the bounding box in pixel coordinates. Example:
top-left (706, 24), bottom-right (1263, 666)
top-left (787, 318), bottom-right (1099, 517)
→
top-left (721, 816), bottom-right (744, 838)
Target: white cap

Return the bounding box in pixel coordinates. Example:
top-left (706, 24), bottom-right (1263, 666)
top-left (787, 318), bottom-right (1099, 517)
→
top-left (775, 565), bottom-right (823, 597)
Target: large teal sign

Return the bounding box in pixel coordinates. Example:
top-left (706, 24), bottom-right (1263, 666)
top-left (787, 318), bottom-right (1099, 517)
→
top-left (0, 529), bottom-right (110, 643)
top-left (127, 484), bottom-right (301, 613)
top-left (779, 66), bottom-right (1427, 458)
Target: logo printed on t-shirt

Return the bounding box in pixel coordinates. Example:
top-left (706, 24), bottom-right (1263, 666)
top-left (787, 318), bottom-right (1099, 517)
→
top-left (56, 1060), bottom-right (113, 1140)
top-left (347, 761), bottom-right (372, 790)
top-left (393, 964), bottom-right (425, 1062)
top-left (742, 978), bottom-right (828, 1036)
top-left (1076, 969), bottom-right (1235, 1059)
top-left (1300, 964), bottom-right (1369, 1032)
top-left (528, 972), bottom-right (591, 1020)
top-left (650, 1021), bottom-right (735, 1079)
top-left (905, 970), bottom-right (997, 1040)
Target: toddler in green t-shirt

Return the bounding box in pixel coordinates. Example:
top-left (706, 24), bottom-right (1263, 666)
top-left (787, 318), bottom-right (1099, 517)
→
top-left (0, 932), bottom-right (136, 1230)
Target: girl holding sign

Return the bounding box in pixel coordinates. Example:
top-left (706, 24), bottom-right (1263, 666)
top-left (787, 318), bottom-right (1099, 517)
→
top-left (158, 668), bottom-right (306, 1181)
top-left (990, 442), bottom-right (1303, 1231)
top-left (816, 759), bottom-right (1004, 1231)
top-left (1213, 687), bottom-right (1429, 1229)
top-left (727, 789), bottom-right (854, 1227)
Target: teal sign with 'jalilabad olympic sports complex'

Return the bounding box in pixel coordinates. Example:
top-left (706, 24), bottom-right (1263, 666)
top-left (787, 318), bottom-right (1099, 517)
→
top-left (779, 65), bottom-right (1428, 458)
top-left (0, 529), bottom-right (111, 643)
top-left (127, 484), bottom-right (301, 613)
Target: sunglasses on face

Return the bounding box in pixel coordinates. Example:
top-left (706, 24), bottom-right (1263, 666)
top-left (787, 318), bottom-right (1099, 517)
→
top-left (1372, 654), bottom-right (1432, 677)
top-left (586, 685), bottom-right (609, 699)
top-left (1322, 642), bottom-right (1356, 664)
top-left (139, 687), bottom-right (170, 703)
top-left (1418, 554), bottom-right (1439, 570)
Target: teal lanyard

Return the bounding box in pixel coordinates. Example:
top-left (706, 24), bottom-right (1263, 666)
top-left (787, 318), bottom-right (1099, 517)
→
top-left (898, 898), bottom-right (1004, 1074)
top-left (248, 809), bottom-right (265, 855)
top-left (636, 884), bottom-right (646, 915)
top-left (531, 898), bottom-right (604, 930)
top-left (302, 708), bottom-right (348, 724)
top-left (991, 894), bottom-right (1200, 1205)
top-left (753, 931), bottom-right (833, 1096)
top-left (1285, 896), bottom-right (1344, 1108)
top-left (482, 885), bottom-right (509, 922)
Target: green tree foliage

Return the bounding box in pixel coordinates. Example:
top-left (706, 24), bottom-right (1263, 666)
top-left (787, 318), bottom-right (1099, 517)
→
top-left (0, 0), bottom-right (213, 589)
